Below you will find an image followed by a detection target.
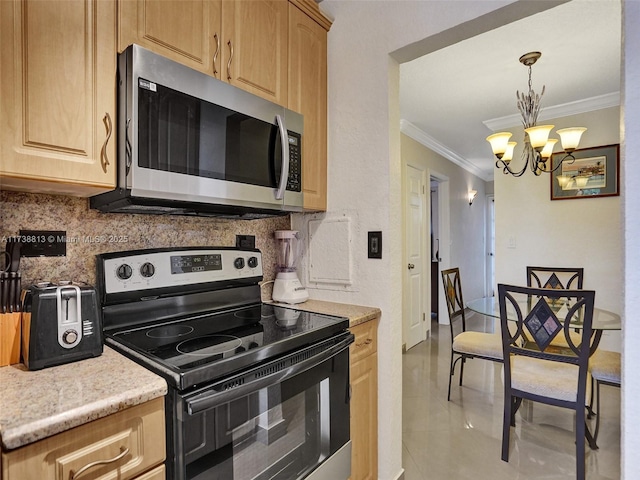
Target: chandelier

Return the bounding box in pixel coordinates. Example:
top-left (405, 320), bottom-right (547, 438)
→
top-left (486, 52), bottom-right (587, 177)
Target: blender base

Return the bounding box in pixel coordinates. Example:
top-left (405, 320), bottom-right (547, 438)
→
top-left (272, 272), bottom-right (309, 304)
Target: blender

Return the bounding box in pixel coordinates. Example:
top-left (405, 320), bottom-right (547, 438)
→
top-left (272, 230), bottom-right (309, 304)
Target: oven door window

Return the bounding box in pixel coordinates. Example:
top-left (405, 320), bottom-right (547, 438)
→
top-left (178, 348), bottom-right (349, 480)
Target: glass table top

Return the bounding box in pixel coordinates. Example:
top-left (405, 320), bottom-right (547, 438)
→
top-left (467, 296), bottom-right (621, 331)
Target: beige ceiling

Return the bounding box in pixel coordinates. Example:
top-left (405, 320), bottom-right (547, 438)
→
top-left (399, 0), bottom-right (621, 181)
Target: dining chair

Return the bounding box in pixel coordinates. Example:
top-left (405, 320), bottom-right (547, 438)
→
top-left (526, 266), bottom-right (584, 290)
top-left (588, 350), bottom-right (621, 448)
top-left (441, 267), bottom-right (503, 401)
top-left (498, 283), bottom-right (596, 480)
top-left (526, 266), bottom-right (585, 348)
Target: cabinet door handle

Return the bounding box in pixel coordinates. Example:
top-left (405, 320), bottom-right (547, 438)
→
top-left (408, 263), bottom-right (415, 270)
top-left (213, 33), bottom-right (220, 75)
top-left (100, 112), bottom-right (112, 173)
top-left (71, 446), bottom-right (129, 479)
top-left (227, 40), bottom-right (233, 81)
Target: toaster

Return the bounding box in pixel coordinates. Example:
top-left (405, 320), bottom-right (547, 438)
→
top-left (21, 282), bottom-right (103, 370)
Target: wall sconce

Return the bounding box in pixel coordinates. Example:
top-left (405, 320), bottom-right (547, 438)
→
top-left (468, 190), bottom-right (478, 205)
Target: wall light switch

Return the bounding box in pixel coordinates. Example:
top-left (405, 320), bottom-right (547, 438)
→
top-left (508, 235), bottom-right (517, 249)
top-left (368, 231), bottom-right (382, 259)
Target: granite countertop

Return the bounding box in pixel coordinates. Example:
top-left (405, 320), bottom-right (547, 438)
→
top-left (0, 347), bottom-right (167, 451)
top-left (271, 299), bottom-right (381, 327)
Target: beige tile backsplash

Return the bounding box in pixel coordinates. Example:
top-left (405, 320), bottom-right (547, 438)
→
top-left (1, 192), bottom-right (289, 300)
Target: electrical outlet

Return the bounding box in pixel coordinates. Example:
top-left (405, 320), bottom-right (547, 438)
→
top-left (236, 235), bottom-right (256, 249)
top-left (19, 230), bottom-right (66, 257)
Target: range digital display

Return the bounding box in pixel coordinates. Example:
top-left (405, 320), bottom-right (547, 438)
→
top-left (171, 254), bottom-right (222, 274)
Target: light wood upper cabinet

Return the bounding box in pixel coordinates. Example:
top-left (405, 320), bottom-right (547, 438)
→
top-left (119, 0), bottom-right (287, 104)
top-left (222, 0), bottom-right (288, 104)
top-left (288, 1), bottom-right (328, 211)
top-left (0, 0), bottom-right (117, 196)
top-left (118, 0), bottom-right (221, 76)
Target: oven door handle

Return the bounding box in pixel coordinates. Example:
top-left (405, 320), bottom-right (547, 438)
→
top-left (186, 335), bottom-right (353, 415)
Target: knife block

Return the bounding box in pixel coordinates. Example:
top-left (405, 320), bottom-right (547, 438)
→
top-left (0, 312), bottom-right (21, 366)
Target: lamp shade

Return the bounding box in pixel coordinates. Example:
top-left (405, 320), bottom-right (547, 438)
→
top-left (502, 142), bottom-right (517, 162)
top-left (524, 125), bottom-right (554, 150)
top-left (574, 176), bottom-right (589, 188)
top-left (557, 127), bottom-right (587, 152)
top-left (540, 138), bottom-right (558, 160)
top-left (556, 175), bottom-right (571, 188)
top-left (486, 132), bottom-right (512, 158)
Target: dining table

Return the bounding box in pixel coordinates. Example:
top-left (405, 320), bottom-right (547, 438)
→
top-left (467, 296), bottom-right (621, 353)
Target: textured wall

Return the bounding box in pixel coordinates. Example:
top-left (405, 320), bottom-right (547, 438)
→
top-left (312, 2), bottom-right (517, 478)
top-left (0, 192), bottom-right (289, 300)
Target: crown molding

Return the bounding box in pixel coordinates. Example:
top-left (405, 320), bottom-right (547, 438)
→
top-left (483, 91), bottom-right (620, 131)
top-left (400, 120), bottom-right (492, 181)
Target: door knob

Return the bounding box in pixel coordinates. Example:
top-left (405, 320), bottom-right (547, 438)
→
top-left (408, 263), bottom-right (415, 269)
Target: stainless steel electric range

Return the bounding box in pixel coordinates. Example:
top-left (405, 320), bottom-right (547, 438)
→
top-left (96, 247), bottom-right (353, 480)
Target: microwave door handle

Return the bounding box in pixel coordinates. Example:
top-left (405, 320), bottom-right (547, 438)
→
top-left (274, 114), bottom-right (290, 200)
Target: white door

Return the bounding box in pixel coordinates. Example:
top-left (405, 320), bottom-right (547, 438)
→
top-left (404, 164), bottom-right (427, 350)
top-left (486, 195), bottom-right (495, 297)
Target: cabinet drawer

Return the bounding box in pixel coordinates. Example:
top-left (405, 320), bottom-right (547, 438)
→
top-left (136, 464), bottom-right (165, 480)
top-left (349, 320), bottom-right (378, 364)
top-left (2, 398), bottom-right (165, 480)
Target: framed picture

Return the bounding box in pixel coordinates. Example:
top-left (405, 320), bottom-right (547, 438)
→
top-left (550, 144), bottom-right (620, 200)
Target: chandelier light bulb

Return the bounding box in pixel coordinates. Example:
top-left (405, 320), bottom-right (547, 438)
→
top-left (557, 127), bottom-right (587, 153)
top-left (524, 125), bottom-right (554, 150)
top-left (486, 132), bottom-right (512, 159)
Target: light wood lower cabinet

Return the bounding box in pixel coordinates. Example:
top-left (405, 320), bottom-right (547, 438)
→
top-left (349, 319), bottom-right (379, 480)
top-left (1, 398), bottom-right (165, 480)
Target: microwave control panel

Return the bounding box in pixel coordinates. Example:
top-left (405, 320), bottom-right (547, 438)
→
top-left (287, 132), bottom-right (302, 192)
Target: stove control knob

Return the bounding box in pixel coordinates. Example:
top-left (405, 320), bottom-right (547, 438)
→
top-left (235, 345), bottom-right (246, 354)
top-left (248, 341), bottom-right (259, 350)
top-left (62, 329), bottom-right (78, 345)
top-left (248, 256), bottom-right (259, 268)
top-left (140, 262), bottom-right (155, 278)
top-left (116, 263), bottom-right (133, 280)
top-left (234, 257), bottom-right (245, 269)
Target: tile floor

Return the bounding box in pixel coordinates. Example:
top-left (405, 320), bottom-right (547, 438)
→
top-left (402, 314), bottom-right (621, 480)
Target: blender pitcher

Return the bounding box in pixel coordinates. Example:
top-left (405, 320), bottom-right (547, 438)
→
top-left (272, 231), bottom-right (308, 304)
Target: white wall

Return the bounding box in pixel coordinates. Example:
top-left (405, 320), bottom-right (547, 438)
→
top-left (622, 1), bottom-right (640, 476)
top-left (401, 134), bottom-right (489, 303)
top-left (494, 106), bottom-right (622, 352)
top-left (293, 1), bottom-right (519, 478)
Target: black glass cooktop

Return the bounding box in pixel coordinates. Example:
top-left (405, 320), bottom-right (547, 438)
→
top-left (105, 303), bottom-right (349, 389)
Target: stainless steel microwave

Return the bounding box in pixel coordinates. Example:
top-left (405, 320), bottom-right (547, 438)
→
top-left (90, 44), bottom-right (304, 218)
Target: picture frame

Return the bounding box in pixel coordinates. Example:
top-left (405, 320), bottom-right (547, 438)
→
top-left (550, 144), bottom-right (620, 200)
